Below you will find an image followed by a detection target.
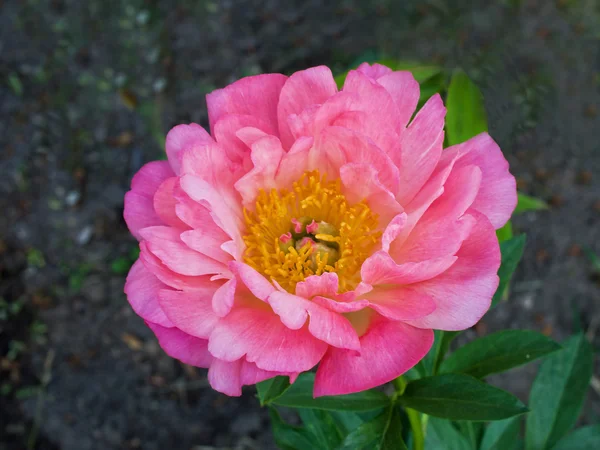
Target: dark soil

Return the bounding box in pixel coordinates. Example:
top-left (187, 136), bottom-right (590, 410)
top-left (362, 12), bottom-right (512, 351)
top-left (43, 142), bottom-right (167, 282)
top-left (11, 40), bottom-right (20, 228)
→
top-left (1, 0), bottom-right (598, 449)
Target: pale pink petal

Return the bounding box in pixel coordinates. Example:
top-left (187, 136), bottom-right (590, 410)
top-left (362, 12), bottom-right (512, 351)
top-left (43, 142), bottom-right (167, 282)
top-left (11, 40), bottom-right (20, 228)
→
top-left (361, 251), bottom-right (457, 285)
top-left (180, 229), bottom-right (231, 264)
top-left (209, 307), bottom-right (328, 372)
top-left (356, 62), bottom-right (393, 80)
top-left (229, 262), bottom-right (275, 301)
top-left (312, 126), bottom-right (400, 194)
top-left (375, 71), bottom-right (420, 129)
top-left (140, 226), bottom-right (226, 276)
top-left (147, 322), bottom-right (213, 368)
top-left (443, 133), bottom-right (517, 228)
top-left (277, 66), bottom-right (338, 149)
top-left (124, 259), bottom-right (173, 327)
top-left (153, 177), bottom-right (189, 230)
top-left (165, 123), bottom-right (213, 174)
top-left (425, 165), bottom-right (482, 222)
top-left (213, 114), bottom-right (276, 164)
top-left (207, 73), bottom-right (287, 135)
top-left (340, 163), bottom-right (404, 224)
top-left (381, 213), bottom-right (408, 253)
top-left (212, 278), bottom-right (237, 317)
top-left (396, 94), bottom-right (447, 205)
top-left (295, 272), bottom-right (339, 298)
top-left (268, 291), bottom-right (360, 351)
top-left (158, 287), bottom-right (219, 339)
top-left (312, 296), bottom-right (370, 313)
top-left (124, 161), bottom-right (173, 239)
top-left (173, 183), bottom-right (214, 229)
top-left (406, 210), bottom-right (500, 331)
top-left (360, 285), bottom-right (436, 321)
top-left (314, 320), bottom-right (433, 396)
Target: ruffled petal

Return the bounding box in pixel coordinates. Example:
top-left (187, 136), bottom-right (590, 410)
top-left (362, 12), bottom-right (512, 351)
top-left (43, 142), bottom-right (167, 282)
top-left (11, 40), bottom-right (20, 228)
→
top-left (158, 287), bottom-right (220, 339)
top-left (361, 251), bottom-right (457, 285)
top-left (165, 123), bottom-right (213, 174)
top-left (147, 322), bottom-right (213, 368)
top-left (153, 177), bottom-right (189, 230)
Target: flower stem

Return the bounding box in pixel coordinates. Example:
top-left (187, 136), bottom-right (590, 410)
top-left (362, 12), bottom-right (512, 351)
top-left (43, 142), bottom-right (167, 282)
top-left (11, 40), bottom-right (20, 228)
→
top-left (393, 376), bottom-right (425, 450)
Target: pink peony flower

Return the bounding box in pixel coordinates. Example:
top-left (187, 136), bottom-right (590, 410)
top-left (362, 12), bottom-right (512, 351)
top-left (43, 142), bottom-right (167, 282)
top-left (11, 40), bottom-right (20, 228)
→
top-left (124, 63), bottom-right (517, 397)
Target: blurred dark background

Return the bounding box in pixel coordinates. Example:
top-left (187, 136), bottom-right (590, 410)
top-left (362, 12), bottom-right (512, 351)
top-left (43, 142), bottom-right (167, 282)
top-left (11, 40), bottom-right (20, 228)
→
top-left (1, 0), bottom-right (599, 449)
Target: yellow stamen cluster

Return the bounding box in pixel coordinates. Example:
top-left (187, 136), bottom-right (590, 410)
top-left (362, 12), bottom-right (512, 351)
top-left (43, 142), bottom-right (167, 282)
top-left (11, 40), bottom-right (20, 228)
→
top-left (243, 171), bottom-right (381, 293)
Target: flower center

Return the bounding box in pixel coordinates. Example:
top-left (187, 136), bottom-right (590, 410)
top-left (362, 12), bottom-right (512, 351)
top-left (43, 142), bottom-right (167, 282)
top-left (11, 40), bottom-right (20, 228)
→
top-left (242, 170), bottom-right (381, 293)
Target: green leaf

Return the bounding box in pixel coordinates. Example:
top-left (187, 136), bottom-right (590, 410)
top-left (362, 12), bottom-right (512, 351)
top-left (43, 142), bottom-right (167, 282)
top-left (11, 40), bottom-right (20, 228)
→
top-left (8, 72), bottom-right (23, 96)
top-left (425, 418), bottom-right (473, 450)
top-left (445, 70), bottom-right (488, 146)
top-left (339, 405), bottom-right (407, 450)
top-left (550, 425), bottom-right (600, 450)
top-left (457, 421), bottom-right (483, 449)
top-left (496, 221), bottom-right (513, 242)
top-left (399, 374), bottom-right (529, 421)
top-left (439, 330), bottom-right (561, 378)
top-left (270, 372), bottom-right (391, 412)
top-left (329, 411), bottom-right (366, 435)
top-left (268, 407), bottom-right (319, 450)
top-left (297, 409), bottom-right (344, 450)
top-left (492, 235), bottom-right (526, 308)
top-left (525, 334), bottom-right (594, 450)
top-left (514, 193), bottom-right (548, 214)
top-left (419, 330), bottom-right (460, 376)
top-left (257, 376), bottom-right (291, 406)
top-left (480, 417), bottom-right (521, 450)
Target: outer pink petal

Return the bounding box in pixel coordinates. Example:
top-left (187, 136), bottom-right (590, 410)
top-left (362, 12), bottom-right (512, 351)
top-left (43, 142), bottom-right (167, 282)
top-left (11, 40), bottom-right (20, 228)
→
top-left (356, 62), bottom-right (393, 80)
top-left (361, 251), bottom-right (457, 285)
top-left (140, 226), bottom-right (226, 276)
top-left (375, 71), bottom-right (420, 130)
top-left (124, 161), bottom-right (173, 240)
top-left (208, 307), bottom-right (328, 373)
top-left (158, 287), bottom-right (219, 339)
top-left (268, 291), bottom-right (360, 351)
top-left (153, 177), bottom-right (189, 230)
top-left (165, 123), bottom-right (213, 174)
top-left (207, 73), bottom-right (287, 135)
top-left (396, 94), bottom-right (446, 205)
top-left (314, 320), bottom-right (433, 396)
top-left (443, 133), bottom-right (517, 229)
top-left (360, 286), bottom-right (436, 321)
top-left (212, 277), bottom-right (237, 317)
top-left (147, 322), bottom-right (213, 368)
top-left (124, 259), bottom-right (173, 327)
top-left (405, 210), bottom-right (500, 331)
top-left (277, 66), bottom-right (338, 149)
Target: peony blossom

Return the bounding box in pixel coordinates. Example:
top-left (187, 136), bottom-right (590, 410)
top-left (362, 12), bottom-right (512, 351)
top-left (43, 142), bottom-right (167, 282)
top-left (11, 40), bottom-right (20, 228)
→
top-left (124, 63), bottom-right (517, 397)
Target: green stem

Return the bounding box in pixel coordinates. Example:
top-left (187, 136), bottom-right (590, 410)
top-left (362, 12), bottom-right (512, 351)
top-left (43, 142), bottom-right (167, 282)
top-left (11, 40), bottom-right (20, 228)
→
top-left (393, 376), bottom-right (425, 450)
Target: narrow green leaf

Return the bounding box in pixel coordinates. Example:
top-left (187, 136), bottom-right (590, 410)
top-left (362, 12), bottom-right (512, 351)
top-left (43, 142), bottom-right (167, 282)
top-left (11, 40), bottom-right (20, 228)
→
top-left (550, 425), bottom-right (600, 450)
top-left (426, 418), bottom-right (473, 450)
top-left (496, 221), bottom-right (513, 243)
top-left (445, 70), bottom-right (488, 146)
top-left (339, 405), bottom-right (407, 450)
top-left (257, 376), bottom-right (290, 405)
top-left (514, 193), bottom-right (548, 214)
top-left (399, 374), bottom-right (529, 421)
top-left (270, 372), bottom-right (391, 411)
top-left (457, 421), bottom-right (483, 449)
top-left (420, 330), bottom-right (460, 376)
top-left (8, 73), bottom-right (23, 96)
top-left (268, 407), bottom-right (319, 450)
top-left (480, 417), bottom-right (521, 450)
top-left (492, 235), bottom-right (526, 308)
top-left (297, 409), bottom-right (344, 450)
top-left (329, 411), bottom-right (366, 435)
top-left (526, 334), bottom-right (594, 450)
top-left (439, 330), bottom-right (561, 378)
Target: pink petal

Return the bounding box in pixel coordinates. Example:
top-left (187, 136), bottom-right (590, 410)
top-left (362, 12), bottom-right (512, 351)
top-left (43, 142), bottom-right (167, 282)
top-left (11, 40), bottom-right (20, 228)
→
top-left (180, 228), bottom-right (231, 265)
top-left (312, 126), bottom-right (400, 195)
top-left (140, 226), bottom-right (226, 277)
top-left (208, 307), bottom-right (328, 373)
top-left (340, 163), bottom-right (404, 224)
top-left (212, 277), bottom-right (237, 317)
top-left (208, 358), bottom-right (293, 397)
top-left (375, 71), bottom-right (420, 130)
top-left (213, 114), bottom-right (277, 164)
top-left (443, 133), bottom-right (517, 229)
top-left (124, 259), bottom-right (173, 327)
top-left (139, 241), bottom-right (216, 291)
top-left (147, 322), bottom-right (213, 368)
top-left (229, 262), bottom-right (275, 301)
top-left (360, 285), bottom-right (436, 321)
top-left (314, 320), bottom-right (433, 396)
top-left (207, 73), bottom-right (287, 135)
top-left (173, 183), bottom-right (214, 229)
top-left (268, 291), bottom-right (360, 351)
top-left (295, 272), bottom-right (339, 299)
top-left (158, 287), bottom-right (220, 339)
top-left (277, 66), bottom-right (338, 149)
top-left (356, 62), bottom-right (393, 80)
top-left (124, 161), bottom-right (173, 240)
top-left (153, 177), bottom-right (189, 230)
top-left (165, 123), bottom-right (213, 174)
top-left (312, 296), bottom-right (370, 313)
top-left (381, 213), bottom-right (408, 253)
top-left (396, 94), bottom-right (447, 205)
top-left (405, 210), bottom-right (500, 331)
top-left (361, 251), bottom-right (457, 285)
